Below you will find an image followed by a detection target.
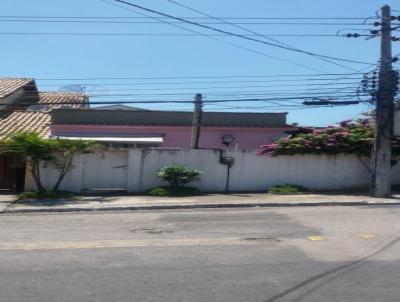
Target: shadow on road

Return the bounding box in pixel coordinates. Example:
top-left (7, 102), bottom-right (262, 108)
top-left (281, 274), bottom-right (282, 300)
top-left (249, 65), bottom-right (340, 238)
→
top-left (265, 236), bottom-right (400, 302)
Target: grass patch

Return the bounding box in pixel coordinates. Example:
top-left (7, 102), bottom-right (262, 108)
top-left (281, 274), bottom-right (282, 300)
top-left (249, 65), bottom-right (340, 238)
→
top-left (19, 190), bottom-right (77, 200)
top-left (147, 186), bottom-right (201, 197)
top-left (268, 184), bottom-right (310, 195)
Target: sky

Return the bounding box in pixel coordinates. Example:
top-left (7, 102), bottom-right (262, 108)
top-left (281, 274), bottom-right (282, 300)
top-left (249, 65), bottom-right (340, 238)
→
top-left (0, 0), bottom-right (399, 126)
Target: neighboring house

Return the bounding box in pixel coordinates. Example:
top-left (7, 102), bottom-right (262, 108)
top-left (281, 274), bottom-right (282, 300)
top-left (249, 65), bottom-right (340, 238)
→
top-left (50, 109), bottom-right (294, 149)
top-left (0, 78), bottom-right (88, 138)
top-left (0, 78), bottom-right (88, 191)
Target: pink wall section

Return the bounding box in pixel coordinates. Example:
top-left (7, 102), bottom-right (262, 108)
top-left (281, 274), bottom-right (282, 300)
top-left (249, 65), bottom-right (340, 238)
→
top-left (51, 125), bottom-right (292, 149)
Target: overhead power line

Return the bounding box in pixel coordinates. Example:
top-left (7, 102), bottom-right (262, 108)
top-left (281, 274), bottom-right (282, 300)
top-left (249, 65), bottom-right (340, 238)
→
top-left (0, 15), bottom-right (378, 20)
top-left (165, 0), bottom-right (357, 71)
top-left (300, 64), bottom-right (378, 96)
top-left (22, 89), bottom-right (367, 98)
top-left (35, 72), bottom-right (366, 81)
top-left (99, 0), bottom-right (325, 72)
top-left (0, 18), bottom-right (375, 25)
top-left (43, 91), bottom-right (368, 98)
top-left (26, 81), bottom-right (362, 89)
top-left (28, 89), bottom-right (364, 98)
top-left (112, 0), bottom-right (373, 66)
top-left (67, 84), bottom-right (363, 92)
top-left (53, 92), bottom-right (366, 99)
top-left (0, 105), bottom-right (320, 112)
top-left (0, 32), bottom-right (369, 37)
top-left (15, 94), bottom-right (371, 105)
top-left (32, 77), bottom-right (364, 87)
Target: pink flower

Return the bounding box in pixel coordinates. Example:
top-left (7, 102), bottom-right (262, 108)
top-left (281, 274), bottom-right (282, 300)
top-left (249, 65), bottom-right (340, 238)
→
top-left (302, 140), bottom-right (312, 145)
top-left (335, 132), bottom-right (350, 137)
top-left (359, 119), bottom-right (370, 125)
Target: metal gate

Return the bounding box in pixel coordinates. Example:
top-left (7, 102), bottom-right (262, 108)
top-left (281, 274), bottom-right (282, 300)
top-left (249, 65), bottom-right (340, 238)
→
top-left (81, 151), bottom-right (128, 191)
top-left (0, 156), bottom-right (14, 190)
top-left (0, 156), bottom-right (25, 191)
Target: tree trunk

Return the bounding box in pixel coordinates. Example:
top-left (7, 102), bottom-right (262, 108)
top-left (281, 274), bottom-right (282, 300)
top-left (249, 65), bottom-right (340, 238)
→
top-left (30, 160), bottom-right (45, 193)
top-left (52, 155), bottom-right (73, 191)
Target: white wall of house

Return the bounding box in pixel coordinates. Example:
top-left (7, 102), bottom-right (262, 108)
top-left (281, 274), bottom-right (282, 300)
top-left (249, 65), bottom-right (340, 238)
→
top-left (31, 148), bottom-right (400, 193)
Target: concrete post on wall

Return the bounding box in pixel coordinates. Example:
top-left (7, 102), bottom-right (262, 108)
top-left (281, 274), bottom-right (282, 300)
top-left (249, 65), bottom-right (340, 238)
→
top-left (126, 149), bottom-right (145, 192)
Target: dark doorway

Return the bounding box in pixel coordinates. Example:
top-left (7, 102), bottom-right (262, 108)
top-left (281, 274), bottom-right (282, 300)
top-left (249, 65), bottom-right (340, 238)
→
top-left (0, 156), bottom-right (25, 191)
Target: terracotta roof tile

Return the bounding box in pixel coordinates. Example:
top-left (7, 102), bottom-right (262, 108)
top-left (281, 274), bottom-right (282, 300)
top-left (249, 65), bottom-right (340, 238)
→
top-left (0, 78), bottom-right (34, 98)
top-left (0, 111), bottom-right (51, 138)
top-left (0, 78), bottom-right (88, 138)
top-left (0, 93), bottom-right (87, 138)
top-left (38, 92), bottom-right (87, 109)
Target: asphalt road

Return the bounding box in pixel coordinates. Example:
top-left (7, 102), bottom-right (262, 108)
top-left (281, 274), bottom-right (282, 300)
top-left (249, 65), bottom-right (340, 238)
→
top-left (0, 206), bottom-right (400, 302)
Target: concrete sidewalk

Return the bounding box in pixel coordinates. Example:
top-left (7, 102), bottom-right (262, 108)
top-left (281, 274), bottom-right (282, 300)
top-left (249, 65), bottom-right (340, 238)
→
top-left (1, 192), bottom-right (400, 214)
top-left (0, 194), bottom-right (16, 213)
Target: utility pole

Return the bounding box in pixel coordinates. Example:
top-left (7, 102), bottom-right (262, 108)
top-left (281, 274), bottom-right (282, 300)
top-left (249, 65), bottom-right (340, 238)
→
top-left (191, 93), bottom-right (203, 149)
top-left (370, 4), bottom-right (395, 197)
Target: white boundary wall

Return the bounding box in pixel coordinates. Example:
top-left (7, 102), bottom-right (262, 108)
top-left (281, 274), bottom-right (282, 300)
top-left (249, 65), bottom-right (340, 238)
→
top-left (35, 149), bottom-right (400, 193)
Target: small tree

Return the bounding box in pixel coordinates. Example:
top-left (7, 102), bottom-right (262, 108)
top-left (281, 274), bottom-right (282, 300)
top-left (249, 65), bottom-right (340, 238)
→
top-left (50, 139), bottom-right (100, 191)
top-left (157, 165), bottom-right (202, 188)
top-left (0, 132), bottom-right (58, 193)
top-left (0, 132), bottom-right (99, 193)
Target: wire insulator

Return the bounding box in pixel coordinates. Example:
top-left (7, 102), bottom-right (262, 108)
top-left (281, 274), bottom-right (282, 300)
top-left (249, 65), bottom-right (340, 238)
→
top-left (345, 33), bottom-right (361, 38)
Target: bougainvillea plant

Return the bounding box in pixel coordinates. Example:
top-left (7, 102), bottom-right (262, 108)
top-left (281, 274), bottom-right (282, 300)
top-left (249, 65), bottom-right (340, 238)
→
top-left (259, 119), bottom-right (400, 157)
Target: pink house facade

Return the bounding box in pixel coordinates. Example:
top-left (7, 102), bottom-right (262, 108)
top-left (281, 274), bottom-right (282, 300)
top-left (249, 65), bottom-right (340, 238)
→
top-left (50, 109), bottom-right (294, 150)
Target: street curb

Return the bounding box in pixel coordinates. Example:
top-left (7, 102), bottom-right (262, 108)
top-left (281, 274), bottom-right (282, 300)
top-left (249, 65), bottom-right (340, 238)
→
top-left (2, 200), bottom-right (400, 214)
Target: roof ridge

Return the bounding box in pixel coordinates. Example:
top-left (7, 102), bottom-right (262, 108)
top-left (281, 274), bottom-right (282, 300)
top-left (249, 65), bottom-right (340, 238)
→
top-left (0, 77), bottom-right (34, 81)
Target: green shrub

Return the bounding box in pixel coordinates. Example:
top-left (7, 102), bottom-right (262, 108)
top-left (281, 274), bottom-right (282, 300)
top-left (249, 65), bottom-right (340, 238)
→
top-left (157, 165), bottom-right (202, 187)
top-left (19, 191), bottom-right (39, 199)
top-left (268, 184), bottom-right (310, 194)
top-left (19, 190), bottom-right (76, 200)
top-left (147, 186), bottom-right (201, 197)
